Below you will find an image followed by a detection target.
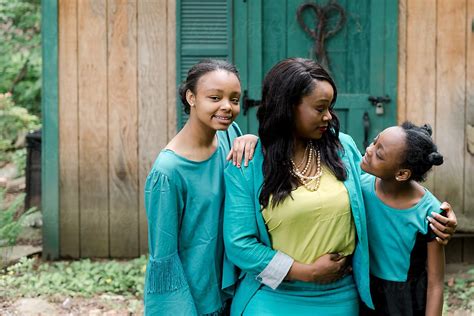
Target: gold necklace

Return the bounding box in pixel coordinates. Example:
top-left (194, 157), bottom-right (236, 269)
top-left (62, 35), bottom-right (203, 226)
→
top-left (290, 141), bottom-right (323, 191)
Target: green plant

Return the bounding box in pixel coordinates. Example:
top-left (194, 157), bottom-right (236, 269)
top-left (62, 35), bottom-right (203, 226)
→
top-left (0, 0), bottom-right (41, 116)
top-left (0, 256), bottom-right (147, 299)
top-left (0, 189), bottom-right (36, 247)
top-left (444, 268), bottom-right (474, 312)
top-left (0, 92), bottom-right (40, 166)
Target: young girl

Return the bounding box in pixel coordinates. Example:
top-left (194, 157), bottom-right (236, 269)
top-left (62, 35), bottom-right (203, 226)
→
top-left (360, 122), bottom-right (445, 315)
top-left (143, 59), bottom-right (256, 315)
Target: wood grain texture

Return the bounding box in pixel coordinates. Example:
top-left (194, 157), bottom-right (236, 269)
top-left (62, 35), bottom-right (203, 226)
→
top-left (435, 0), bottom-right (466, 211)
top-left (406, 0), bottom-right (438, 190)
top-left (78, 0), bottom-right (109, 257)
top-left (167, 0), bottom-right (177, 141)
top-left (464, 0), bottom-right (474, 216)
top-left (138, 0), bottom-right (169, 254)
top-left (445, 239), bottom-right (463, 264)
top-left (108, 0), bottom-right (139, 258)
top-left (397, 0), bottom-right (406, 123)
top-left (59, 0), bottom-right (80, 258)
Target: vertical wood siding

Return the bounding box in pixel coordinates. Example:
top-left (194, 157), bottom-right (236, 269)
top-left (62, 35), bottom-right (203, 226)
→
top-left (59, 0), bottom-right (176, 258)
top-left (58, 0), bottom-right (472, 258)
top-left (398, 0), bottom-right (473, 262)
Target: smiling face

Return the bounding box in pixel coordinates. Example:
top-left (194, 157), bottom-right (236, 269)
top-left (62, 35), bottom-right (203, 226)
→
top-left (361, 126), bottom-right (408, 180)
top-left (186, 69), bottom-right (241, 130)
top-left (293, 79), bottom-right (334, 141)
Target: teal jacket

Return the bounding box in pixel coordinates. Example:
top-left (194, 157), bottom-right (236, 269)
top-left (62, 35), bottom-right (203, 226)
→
top-left (223, 133), bottom-right (374, 315)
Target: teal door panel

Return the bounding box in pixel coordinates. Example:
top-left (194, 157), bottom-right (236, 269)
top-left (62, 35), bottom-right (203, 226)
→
top-left (176, 0), bottom-right (233, 129)
top-left (233, 0), bottom-right (398, 152)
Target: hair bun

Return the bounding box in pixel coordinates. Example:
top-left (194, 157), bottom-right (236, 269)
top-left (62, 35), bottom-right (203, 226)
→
top-left (428, 152), bottom-right (443, 166)
top-left (421, 124), bottom-right (433, 136)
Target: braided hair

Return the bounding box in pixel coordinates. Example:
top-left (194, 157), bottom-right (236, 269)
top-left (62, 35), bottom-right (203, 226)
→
top-left (401, 121), bottom-right (443, 182)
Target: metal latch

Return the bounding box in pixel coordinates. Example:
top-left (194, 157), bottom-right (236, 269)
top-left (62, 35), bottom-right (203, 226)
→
top-left (368, 95), bottom-right (391, 115)
top-left (242, 90), bottom-right (261, 115)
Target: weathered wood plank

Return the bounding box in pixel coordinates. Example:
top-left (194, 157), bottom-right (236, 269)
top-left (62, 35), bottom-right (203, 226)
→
top-left (463, 237), bottom-right (474, 263)
top-left (59, 0), bottom-right (79, 258)
top-left (434, 0), bottom-right (466, 212)
top-left (397, 0), bottom-right (406, 123)
top-left (167, 0), bottom-right (177, 141)
top-left (138, 0), bottom-right (169, 254)
top-left (108, 0), bottom-right (139, 258)
top-left (465, 0), bottom-right (474, 217)
top-left (445, 239), bottom-right (463, 264)
top-left (405, 0), bottom-right (437, 190)
top-left (78, 0), bottom-right (109, 257)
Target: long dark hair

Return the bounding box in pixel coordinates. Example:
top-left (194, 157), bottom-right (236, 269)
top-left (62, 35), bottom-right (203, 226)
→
top-left (179, 59), bottom-right (240, 114)
top-left (258, 58), bottom-right (347, 209)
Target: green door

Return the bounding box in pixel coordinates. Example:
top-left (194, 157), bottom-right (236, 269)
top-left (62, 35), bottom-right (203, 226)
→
top-left (233, 0), bottom-right (398, 152)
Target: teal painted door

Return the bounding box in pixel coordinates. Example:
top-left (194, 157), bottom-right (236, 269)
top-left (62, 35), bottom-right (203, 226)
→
top-left (233, 0), bottom-right (398, 152)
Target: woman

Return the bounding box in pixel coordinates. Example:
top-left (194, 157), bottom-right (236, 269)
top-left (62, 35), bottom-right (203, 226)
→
top-left (144, 59), bottom-right (257, 315)
top-left (222, 58), bottom-right (456, 315)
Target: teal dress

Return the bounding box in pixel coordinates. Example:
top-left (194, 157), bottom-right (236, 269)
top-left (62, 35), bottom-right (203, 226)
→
top-left (222, 133), bottom-right (374, 315)
top-left (144, 123), bottom-right (241, 316)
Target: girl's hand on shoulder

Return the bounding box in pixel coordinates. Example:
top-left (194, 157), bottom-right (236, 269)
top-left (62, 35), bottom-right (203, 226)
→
top-left (427, 202), bottom-right (457, 246)
top-left (226, 134), bottom-right (258, 167)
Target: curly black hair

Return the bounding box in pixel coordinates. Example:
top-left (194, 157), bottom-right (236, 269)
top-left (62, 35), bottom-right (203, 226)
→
top-left (178, 59), bottom-right (240, 114)
top-left (401, 121), bottom-right (443, 182)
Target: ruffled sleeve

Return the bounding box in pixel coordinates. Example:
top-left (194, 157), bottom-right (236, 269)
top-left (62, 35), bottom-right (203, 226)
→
top-left (144, 169), bottom-right (198, 315)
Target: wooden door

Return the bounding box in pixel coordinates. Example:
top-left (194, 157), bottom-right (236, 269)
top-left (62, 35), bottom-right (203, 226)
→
top-left (233, 0), bottom-right (398, 152)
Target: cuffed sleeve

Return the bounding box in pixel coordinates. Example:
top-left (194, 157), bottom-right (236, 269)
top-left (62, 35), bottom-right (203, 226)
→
top-left (256, 251), bottom-right (294, 289)
top-left (144, 169), bottom-right (197, 315)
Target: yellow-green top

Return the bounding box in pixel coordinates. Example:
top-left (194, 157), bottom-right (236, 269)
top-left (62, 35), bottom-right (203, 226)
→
top-left (262, 165), bottom-right (356, 264)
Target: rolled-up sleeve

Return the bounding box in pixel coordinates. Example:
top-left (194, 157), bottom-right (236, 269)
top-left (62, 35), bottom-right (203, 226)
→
top-left (223, 163), bottom-right (293, 289)
top-left (144, 170), bottom-right (198, 315)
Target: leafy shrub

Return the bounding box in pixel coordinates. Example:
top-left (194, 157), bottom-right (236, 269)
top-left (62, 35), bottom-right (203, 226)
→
top-left (0, 189), bottom-right (36, 247)
top-left (0, 256), bottom-right (147, 298)
top-left (0, 92), bottom-right (40, 168)
top-left (0, 0), bottom-right (41, 116)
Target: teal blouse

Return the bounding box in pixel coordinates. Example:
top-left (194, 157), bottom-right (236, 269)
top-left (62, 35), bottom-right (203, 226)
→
top-left (361, 173), bottom-right (442, 281)
top-left (223, 133), bottom-right (374, 315)
top-left (144, 123), bottom-right (241, 316)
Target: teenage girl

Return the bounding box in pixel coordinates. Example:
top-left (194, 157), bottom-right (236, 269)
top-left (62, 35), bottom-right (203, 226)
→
top-left (144, 59), bottom-right (257, 315)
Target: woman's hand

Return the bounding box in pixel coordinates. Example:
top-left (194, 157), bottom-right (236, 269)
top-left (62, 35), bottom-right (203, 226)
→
top-left (287, 253), bottom-right (350, 284)
top-left (226, 134), bottom-right (258, 167)
top-left (427, 202), bottom-right (457, 246)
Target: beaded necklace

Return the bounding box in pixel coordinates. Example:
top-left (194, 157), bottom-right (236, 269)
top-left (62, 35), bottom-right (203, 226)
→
top-left (290, 141), bottom-right (323, 191)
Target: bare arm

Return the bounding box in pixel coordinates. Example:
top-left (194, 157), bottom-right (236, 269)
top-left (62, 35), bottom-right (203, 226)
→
top-left (425, 240), bottom-right (445, 316)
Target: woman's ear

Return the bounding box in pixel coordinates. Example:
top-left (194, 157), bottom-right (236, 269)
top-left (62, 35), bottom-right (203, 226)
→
top-left (186, 89), bottom-right (196, 108)
top-left (395, 169), bottom-right (411, 182)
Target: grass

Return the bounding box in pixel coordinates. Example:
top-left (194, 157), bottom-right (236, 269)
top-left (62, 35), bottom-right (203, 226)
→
top-left (0, 254), bottom-right (472, 314)
top-left (0, 255), bottom-right (147, 299)
top-left (443, 267), bottom-right (474, 313)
